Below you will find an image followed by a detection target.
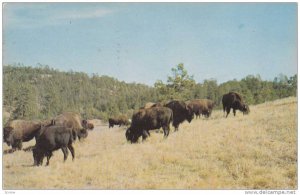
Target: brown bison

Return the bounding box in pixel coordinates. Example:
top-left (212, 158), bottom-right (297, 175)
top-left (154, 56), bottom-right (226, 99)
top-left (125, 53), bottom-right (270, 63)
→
top-left (164, 100), bottom-right (194, 131)
top-left (222, 92), bottom-right (250, 117)
top-left (33, 125), bottom-right (75, 166)
top-left (3, 120), bottom-right (45, 150)
top-left (52, 112), bottom-right (90, 140)
top-left (108, 115), bottom-right (130, 128)
top-left (126, 107), bottom-right (173, 143)
top-left (187, 99), bottom-right (215, 118)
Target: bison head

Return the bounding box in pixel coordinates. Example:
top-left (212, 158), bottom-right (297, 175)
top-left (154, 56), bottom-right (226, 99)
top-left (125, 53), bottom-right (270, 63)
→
top-left (82, 120), bottom-right (94, 131)
top-left (124, 119), bottom-right (131, 126)
top-left (3, 127), bottom-right (21, 148)
top-left (87, 123), bottom-right (94, 130)
top-left (125, 128), bottom-right (139, 143)
top-left (77, 128), bottom-right (88, 140)
top-left (33, 147), bottom-right (44, 166)
top-left (125, 128), bottom-right (133, 141)
top-left (185, 105), bottom-right (194, 123)
top-left (3, 127), bottom-right (13, 145)
top-left (3, 129), bottom-right (23, 149)
top-left (242, 104), bottom-right (250, 115)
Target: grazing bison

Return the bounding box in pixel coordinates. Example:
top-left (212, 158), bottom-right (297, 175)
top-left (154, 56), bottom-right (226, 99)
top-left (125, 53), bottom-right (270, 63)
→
top-left (33, 125), bottom-right (75, 166)
top-left (222, 92), bottom-right (250, 117)
top-left (52, 112), bottom-right (89, 140)
top-left (3, 120), bottom-right (44, 150)
top-left (125, 107), bottom-right (173, 143)
top-left (187, 99), bottom-right (215, 118)
top-left (164, 100), bottom-right (194, 131)
top-left (108, 115), bottom-right (130, 128)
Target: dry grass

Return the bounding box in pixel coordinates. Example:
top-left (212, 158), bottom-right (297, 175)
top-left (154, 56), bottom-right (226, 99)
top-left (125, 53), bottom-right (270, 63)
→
top-left (3, 97), bottom-right (297, 189)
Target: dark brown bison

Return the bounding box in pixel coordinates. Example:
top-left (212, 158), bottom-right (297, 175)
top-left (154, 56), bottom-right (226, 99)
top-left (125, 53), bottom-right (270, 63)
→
top-left (52, 112), bottom-right (89, 140)
top-left (108, 115), bottom-right (130, 128)
top-left (222, 92), bottom-right (250, 117)
top-left (3, 120), bottom-right (45, 150)
top-left (125, 107), bottom-right (173, 143)
top-left (33, 125), bottom-right (75, 166)
top-left (164, 100), bottom-right (194, 131)
top-left (187, 99), bottom-right (215, 118)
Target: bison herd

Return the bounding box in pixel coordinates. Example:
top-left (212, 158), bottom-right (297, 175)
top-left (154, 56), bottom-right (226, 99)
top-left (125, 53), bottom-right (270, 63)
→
top-left (3, 112), bottom-right (94, 166)
top-left (3, 92), bottom-right (250, 166)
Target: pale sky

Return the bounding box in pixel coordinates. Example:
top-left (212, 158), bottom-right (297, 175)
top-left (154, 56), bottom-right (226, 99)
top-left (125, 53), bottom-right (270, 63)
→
top-left (3, 3), bottom-right (297, 86)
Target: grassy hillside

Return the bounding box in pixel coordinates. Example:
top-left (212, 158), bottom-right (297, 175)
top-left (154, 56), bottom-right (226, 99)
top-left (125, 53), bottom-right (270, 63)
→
top-left (3, 97), bottom-right (297, 189)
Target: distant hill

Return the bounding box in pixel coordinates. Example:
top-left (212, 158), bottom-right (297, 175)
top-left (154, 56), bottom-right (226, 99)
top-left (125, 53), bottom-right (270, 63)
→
top-left (3, 65), bottom-right (159, 121)
top-left (3, 64), bottom-right (297, 122)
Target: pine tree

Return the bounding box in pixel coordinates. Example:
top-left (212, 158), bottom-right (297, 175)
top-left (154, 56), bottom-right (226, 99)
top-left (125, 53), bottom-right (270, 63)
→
top-left (155, 63), bottom-right (195, 100)
top-left (13, 84), bottom-right (37, 119)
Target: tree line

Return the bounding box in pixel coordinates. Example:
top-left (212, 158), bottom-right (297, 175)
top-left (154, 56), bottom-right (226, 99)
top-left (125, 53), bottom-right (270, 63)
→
top-left (3, 64), bottom-right (297, 123)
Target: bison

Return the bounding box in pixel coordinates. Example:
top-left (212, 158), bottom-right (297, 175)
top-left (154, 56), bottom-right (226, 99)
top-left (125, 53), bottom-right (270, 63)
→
top-left (164, 100), bottom-right (194, 131)
top-left (33, 125), bottom-right (75, 166)
top-left (222, 92), bottom-right (250, 117)
top-left (3, 120), bottom-right (45, 150)
top-left (187, 99), bottom-right (215, 118)
top-left (52, 112), bottom-right (90, 140)
top-left (125, 107), bottom-right (173, 143)
top-left (108, 115), bottom-right (130, 128)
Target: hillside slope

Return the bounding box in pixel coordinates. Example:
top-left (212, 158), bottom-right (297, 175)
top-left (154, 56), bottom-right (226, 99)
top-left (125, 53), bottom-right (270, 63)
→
top-left (3, 97), bottom-right (297, 189)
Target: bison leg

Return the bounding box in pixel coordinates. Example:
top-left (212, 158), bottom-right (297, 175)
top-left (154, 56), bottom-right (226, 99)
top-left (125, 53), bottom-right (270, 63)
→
top-left (145, 130), bottom-right (150, 137)
top-left (141, 130), bottom-right (151, 141)
top-left (68, 144), bottom-right (75, 161)
top-left (173, 121), bottom-right (180, 131)
top-left (46, 152), bottom-right (53, 166)
top-left (205, 112), bottom-right (209, 118)
top-left (162, 126), bottom-right (170, 138)
top-left (225, 107), bottom-right (231, 118)
top-left (12, 140), bottom-right (22, 150)
top-left (131, 134), bottom-right (139, 143)
top-left (195, 111), bottom-right (200, 119)
top-left (17, 142), bottom-right (23, 150)
top-left (233, 109), bottom-right (236, 116)
top-left (61, 147), bottom-right (69, 162)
